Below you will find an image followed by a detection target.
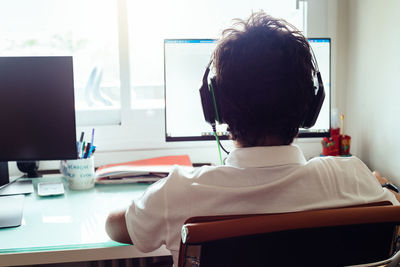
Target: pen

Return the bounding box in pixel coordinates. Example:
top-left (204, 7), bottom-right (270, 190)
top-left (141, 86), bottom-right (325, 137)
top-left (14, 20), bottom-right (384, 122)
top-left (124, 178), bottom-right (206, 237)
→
top-left (76, 141), bottom-right (80, 158)
top-left (77, 132), bottom-right (85, 158)
top-left (91, 128), bottom-right (95, 146)
top-left (84, 143), bottom-right (92, 159)
top-left (79, 131), bottom-right (85, 143)
top-left (87, 145), bottom-right (96, 158)
top-left (81, 141), bottom-right (86, 159)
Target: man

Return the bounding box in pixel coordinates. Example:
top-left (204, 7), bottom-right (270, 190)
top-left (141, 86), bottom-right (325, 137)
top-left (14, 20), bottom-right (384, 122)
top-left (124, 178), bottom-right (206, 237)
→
top-left (106, 12), bottom-right (400, 265)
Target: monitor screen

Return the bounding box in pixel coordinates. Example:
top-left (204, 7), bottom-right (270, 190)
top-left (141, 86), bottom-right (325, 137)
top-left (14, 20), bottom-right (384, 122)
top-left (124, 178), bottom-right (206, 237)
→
top-left (0, 56), bottom-right (77, 185)
top-left (164, 38), bottom-right (331, 141)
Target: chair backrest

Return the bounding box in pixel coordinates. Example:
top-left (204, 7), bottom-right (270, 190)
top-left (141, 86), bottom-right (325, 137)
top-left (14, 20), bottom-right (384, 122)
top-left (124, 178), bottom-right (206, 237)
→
top-left (179, 203), bottom-right (400, 267)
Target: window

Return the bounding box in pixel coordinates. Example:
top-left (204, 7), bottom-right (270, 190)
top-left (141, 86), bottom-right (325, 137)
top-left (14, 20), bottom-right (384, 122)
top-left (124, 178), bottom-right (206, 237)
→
top-left (127, 0), bottom-right (305, 110)
top-left (0, 0), bottom-right (121, 126)
top-left (1, 0), bottom-right (306, 164)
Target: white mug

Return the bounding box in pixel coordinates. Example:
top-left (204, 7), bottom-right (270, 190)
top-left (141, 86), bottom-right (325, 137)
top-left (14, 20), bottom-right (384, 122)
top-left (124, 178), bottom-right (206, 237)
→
top-left (62, 157), bottom-right (95, 190)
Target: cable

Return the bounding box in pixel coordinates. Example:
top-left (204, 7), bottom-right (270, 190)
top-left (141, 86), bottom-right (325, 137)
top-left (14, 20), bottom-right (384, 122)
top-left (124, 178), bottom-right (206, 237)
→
top-left (213, 130), bottom-right (223, 165)
top-left (212, 124), bottom-right (230, 165)
top-left (218, 137), bottom-right (230, 155)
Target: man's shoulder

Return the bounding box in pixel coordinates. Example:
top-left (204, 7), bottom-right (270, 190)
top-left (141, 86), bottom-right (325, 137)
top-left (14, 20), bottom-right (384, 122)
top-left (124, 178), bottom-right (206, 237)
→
top-left (307, 155), bottom-right (368, 171)
top-left (168, 164), bottom-right (227, 181)
top-left (309, 155), bottom-right (362, 165)
top-left (165, 164), bottom-right (242, 190)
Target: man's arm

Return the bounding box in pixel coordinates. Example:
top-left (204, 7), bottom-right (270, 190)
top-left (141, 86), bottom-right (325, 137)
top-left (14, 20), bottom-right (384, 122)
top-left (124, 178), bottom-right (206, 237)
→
top-left (373, 171), bottom-right (400, 203)
top-left (105, 209), bottom-right (133, 244)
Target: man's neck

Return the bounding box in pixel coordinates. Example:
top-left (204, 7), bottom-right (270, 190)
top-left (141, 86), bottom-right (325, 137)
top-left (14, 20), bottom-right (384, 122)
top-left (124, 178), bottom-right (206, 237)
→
top-left (235, 137), bottom-right (291, 148)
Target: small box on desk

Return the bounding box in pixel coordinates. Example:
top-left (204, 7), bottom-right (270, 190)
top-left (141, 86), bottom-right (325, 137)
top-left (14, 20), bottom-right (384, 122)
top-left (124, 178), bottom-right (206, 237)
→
top-left (321, 128), bottom-right (351, 157)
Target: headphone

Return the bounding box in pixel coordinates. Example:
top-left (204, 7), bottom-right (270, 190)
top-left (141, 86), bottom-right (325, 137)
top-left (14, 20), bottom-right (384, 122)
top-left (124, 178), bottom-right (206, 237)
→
top-left (199, 60), bottom-right (223, 126)
top-left (199, 49), bottom-right (325, 130)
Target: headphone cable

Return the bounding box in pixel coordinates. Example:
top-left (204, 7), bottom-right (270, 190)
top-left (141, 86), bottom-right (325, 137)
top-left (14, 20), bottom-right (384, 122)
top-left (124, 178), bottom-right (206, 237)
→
top-left (212, 124), bottom-right (230, 165)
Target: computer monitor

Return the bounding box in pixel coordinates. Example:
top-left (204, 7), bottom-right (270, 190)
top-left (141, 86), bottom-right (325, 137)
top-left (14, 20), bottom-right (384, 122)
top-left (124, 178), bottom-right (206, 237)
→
top-left (164, 38), bottom-right (331, 141)
top-left (0, 56), bottom-right (77, 187)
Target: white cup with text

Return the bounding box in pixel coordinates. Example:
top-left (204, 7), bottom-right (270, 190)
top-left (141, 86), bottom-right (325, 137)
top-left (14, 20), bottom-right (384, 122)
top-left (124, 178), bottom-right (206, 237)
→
top-left (61, 157), bottom-right (95, 190)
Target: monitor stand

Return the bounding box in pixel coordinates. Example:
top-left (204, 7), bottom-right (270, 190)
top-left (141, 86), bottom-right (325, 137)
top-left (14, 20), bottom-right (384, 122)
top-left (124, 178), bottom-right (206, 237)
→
top-left (0, 161), bottom-right (9, 187)
top-left (0, 162), bottom-right (34, 196)
top-left (0, 180), bottom-right (34, 196)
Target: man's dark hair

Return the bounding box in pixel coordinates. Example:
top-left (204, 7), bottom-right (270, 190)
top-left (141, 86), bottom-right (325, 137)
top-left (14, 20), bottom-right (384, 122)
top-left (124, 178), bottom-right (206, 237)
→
top-left (214, 12), bottom-right (315, 146)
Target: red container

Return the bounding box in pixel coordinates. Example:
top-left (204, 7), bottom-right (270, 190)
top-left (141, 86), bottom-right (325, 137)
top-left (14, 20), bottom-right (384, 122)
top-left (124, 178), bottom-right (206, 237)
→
top-left (321, 135), bottom-right (340, 156)
top-left (340, 135), bottom-right (351, 155)
top-left (331, 128), bottom-right (340, 136)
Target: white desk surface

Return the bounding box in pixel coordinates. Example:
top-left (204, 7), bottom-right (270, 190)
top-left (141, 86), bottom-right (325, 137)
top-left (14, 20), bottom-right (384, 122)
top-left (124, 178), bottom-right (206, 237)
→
top-left (0, 175), bottom-right (170, 266)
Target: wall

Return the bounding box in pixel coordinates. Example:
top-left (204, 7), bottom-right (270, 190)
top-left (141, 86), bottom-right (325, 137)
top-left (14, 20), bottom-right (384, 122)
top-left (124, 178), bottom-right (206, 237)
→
top-left (344, 0), bottom-right (400, 182)
top-left (308, 0), bottom-right (400, 182)
top-left (307, 0), bottom-right (338, 109)
top-left (306, 0), bottom-right (351, 125)
top-left (304, 0), bottom-right (400, 182)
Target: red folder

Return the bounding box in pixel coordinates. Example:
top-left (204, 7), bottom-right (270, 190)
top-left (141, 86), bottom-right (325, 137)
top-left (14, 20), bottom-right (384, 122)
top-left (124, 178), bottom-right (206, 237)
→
top-left (95, 155), bottom-right (193, 182)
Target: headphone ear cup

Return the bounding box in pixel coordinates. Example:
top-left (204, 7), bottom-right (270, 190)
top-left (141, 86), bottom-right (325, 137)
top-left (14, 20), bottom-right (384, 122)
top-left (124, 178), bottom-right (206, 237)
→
top-left (199, 77), bottom-right (216, 124)
top-left (210, 77), bottom-right (223, 123)
top-left (301, 72), bottom-right (325, 128)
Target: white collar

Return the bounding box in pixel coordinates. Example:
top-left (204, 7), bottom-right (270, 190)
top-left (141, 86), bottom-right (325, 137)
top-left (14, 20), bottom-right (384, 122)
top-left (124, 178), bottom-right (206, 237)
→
top-left (225, 145), bottom-right (307, 168)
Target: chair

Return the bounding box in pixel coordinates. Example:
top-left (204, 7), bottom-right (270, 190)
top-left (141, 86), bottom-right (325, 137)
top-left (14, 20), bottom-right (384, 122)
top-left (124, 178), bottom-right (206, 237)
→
top-left (178, 203), bottom-right (400, 267)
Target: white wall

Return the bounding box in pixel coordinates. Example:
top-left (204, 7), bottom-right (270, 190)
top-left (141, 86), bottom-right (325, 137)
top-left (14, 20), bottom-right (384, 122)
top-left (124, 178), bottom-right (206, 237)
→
top-left (306, 0), bottom-right (348, 123)
top-left (344, 0), bottom-right (400, 182)
top-left (307, 0), bottom-right (335, 106)
top-left (307, 0), bottom-right (400, 182)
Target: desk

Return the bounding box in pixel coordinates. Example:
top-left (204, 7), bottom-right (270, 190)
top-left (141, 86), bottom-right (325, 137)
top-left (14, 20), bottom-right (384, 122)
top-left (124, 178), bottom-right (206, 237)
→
top-left (0, 175), bottom-right (170, 266)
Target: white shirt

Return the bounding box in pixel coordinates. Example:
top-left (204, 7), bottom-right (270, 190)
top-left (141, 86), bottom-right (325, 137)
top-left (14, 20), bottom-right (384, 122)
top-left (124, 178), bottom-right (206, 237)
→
top-left (125, 145), bottom-right (398, 264)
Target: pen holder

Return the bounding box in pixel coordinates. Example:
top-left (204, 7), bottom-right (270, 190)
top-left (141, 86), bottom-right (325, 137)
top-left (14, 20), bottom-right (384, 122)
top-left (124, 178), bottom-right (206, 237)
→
top-left (61, 157), bottom-right (95, 190)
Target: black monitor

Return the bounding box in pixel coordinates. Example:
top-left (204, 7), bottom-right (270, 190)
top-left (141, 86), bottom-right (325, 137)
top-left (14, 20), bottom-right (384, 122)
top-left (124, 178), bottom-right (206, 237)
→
top-left (0, 56), bottom-right (77, 187)
top-left (164, 38), bottom-right (331, 141)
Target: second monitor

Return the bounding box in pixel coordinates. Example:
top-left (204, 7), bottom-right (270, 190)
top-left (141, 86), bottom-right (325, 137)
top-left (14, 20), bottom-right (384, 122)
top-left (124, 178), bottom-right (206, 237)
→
top-left (0, 56), bottom-right (77, 187)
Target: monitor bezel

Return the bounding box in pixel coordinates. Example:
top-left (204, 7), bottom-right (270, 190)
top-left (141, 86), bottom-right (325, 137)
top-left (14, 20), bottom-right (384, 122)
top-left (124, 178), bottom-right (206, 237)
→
top-left (164, 38), bottom-right (331, 142)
